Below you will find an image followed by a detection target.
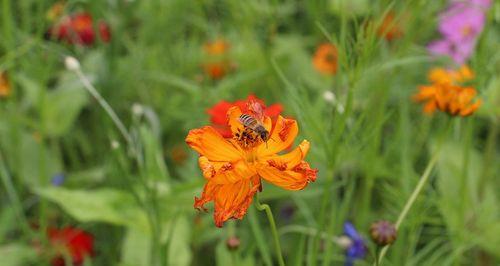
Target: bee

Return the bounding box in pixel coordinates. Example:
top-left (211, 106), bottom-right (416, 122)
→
top-left (238, 114), bottom-right (270, 143)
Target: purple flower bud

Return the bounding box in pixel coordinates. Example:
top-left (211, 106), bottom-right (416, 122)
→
top-left (51, 173), bottom-right (65, 186)
top-left (370, 220), bottom-right (397, 246)
top-left (226, 236), bottom-right (240, 250)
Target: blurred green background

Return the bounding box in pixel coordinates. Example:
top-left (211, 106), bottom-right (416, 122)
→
top-left (0, 0), bottom-right (499, 265)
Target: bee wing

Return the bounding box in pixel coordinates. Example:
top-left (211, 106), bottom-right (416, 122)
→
top-left (247, 100), bottom-right (265, 122)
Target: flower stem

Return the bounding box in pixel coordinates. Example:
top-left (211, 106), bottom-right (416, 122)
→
top-left (71, 61), bottom-right (133, 147)
top-left (375, 150), bottom-right (440, 264)
top-left (375, 246), bottom-right (381, 266)
top-left (255, 193), bottom-right (285, 266)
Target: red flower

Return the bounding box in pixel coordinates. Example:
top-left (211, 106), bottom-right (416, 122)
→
top-left (48, 12), bottom-right (110, 45)
top-left (207, 95), bottom-right (283, 138)
top-left (47, 227), bottom-right (95, 266)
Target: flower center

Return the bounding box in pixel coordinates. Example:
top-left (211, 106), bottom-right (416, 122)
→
top-left (233, 128), bottom-right (262, 149)
top-left (325, 53), bottom-right (336, 63)
top-left (461, 25), bottom-right (473, 37)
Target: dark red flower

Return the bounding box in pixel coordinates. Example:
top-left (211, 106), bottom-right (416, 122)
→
top-left (207, 95), bottom-right (283, 138)
top-left (47, 226), bottom-right (95, 266)
top-left (48, 12), bottom-right (110, 46)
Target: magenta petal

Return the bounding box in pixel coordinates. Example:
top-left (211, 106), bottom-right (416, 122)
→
top-left (470, 0), bottom-right (492, 9)
top-left (427, 39), bottom-right (452, 56)
top-left (450, 39), bottom-right (476, 64)
top-left (439, 5), bottom-right (485, 42)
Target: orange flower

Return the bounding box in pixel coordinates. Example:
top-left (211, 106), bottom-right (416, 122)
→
top-left (186, 102), bottom-right (317, 227)
top-left (203, 62), bottom-right (228, 80)
top-left (0, 71), bottom-right (11, 98)
top-left (313, 43), bottom-right (338, 75)
top-left (204, 39), bottom-right (230, 55)
top-left (202, 39), bottom-right (232, 80)
top-left (376, 12), bottom-right (403, 41)
top-left (413, 65), bottom-right (481, 116)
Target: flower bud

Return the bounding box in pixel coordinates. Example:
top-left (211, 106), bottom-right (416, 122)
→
top-left (132, 103), bottom-right (144, 116)
top-left (111, 140), bottom-right (120, 150)
top-left (369, 220), bottom-right (397, 246)
top-left (226, 236), bottom-right (240, 251)
top-left (64, 56), bottom-right (80, 71)
top-left (323, 90), bottom-right (335, 103)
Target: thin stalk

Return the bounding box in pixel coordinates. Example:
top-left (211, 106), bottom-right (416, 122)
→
top-left (478, 119), bottom-right (498, 198)
top-left (255, 193), bottom-right (285, 266)
top-left (279, 225), bottom-right (347, 247)
top-left (71, 64), bottom-right (133, 147)
top-left (375, 246), bottom-right (381, 266)
top-left (375, 149), bottom-right (440, 264)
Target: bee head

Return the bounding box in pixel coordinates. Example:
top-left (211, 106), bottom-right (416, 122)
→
top-left (260, 131), bottom-right (270, 142)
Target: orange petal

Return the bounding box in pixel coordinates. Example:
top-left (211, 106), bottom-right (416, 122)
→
top-left (228, 106), bottom-right (244, 137)
top-left (413, 86), bottom-right (437, 102)
top-left (459, 99), bottom-right (481, 116)
top-left (198, 155), bottom-right (255, 182)
top-left (259, 140), bottom-right (310, 170)
top-left (195, 177), bottom-right (260, 227)
top-left (186, 126), bottom-right (243, 161)
top-left (423, 101), bottom-right (437, 114)
top-left (257, 116), bottom-right (298, 157)
top-left (256, 159), bottom-right (317, 191)
top-left (213, 178), bottom-right (260, 227)
top-left (456, 65), bottom-right (474, 82)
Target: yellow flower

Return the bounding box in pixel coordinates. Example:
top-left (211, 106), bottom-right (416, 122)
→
top-left (186, 103), bottom-right (317, 227)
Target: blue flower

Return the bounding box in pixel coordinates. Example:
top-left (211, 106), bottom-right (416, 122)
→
top-left (343, 222), bottom-right (367, 266)
top-left (51, 173), bottom-right (65, 186)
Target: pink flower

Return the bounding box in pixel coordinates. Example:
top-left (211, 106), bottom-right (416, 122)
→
top-left (427, 0), bottom-right (490, 65)
top-left (438, 4), bottom-right (485, 42)
top-left (427, 39), bottom-right (475, 65)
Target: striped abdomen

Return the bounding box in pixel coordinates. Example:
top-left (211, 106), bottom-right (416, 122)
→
top-left (238, 114), bottom-right (269, 141)
top-left (239, 114), bottom-right (259, 129)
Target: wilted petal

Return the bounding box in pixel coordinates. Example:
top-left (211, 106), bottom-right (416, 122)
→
top-left (203, 177), bottom-right (260, 227)
top-left (257, 116), bottom-right (298, 156)
top-left (256, 157), bottom-right (317, 191)
top-left (259, 140), bottom-right (310, 170)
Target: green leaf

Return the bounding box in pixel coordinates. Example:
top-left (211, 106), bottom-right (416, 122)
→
top-left (0, 127), bottom-right (61, 187)
top-left (0, 244), bottom-right (37, 266)
top-left (167, 216), bottom-right (192, 266)
top-left (140, 126), bottom-right (170, 182)
top-left (35, 187), bottom-right (149, 231)
top-left (43, 86), bottom-right (88, 137)
top-left (435, 140), bottom-right (500, 257)
top-left (215, 241), bottom-right (233, 266)
top-left (121, 228), bottom-right (151, 266)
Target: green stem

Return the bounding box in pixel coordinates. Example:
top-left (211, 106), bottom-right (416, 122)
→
top-left (255, 193), bottom-right (285, 266)
top-left (0, 149), bottom-right (31, 235)
top-left (72, 64), bottom-right (133, 147)
top-left (375, 119), bottom-right (452, 265)
top-left (478, 119), bottom-right (498, 198)
top-left (375, 150), bottom-right (440, 264)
